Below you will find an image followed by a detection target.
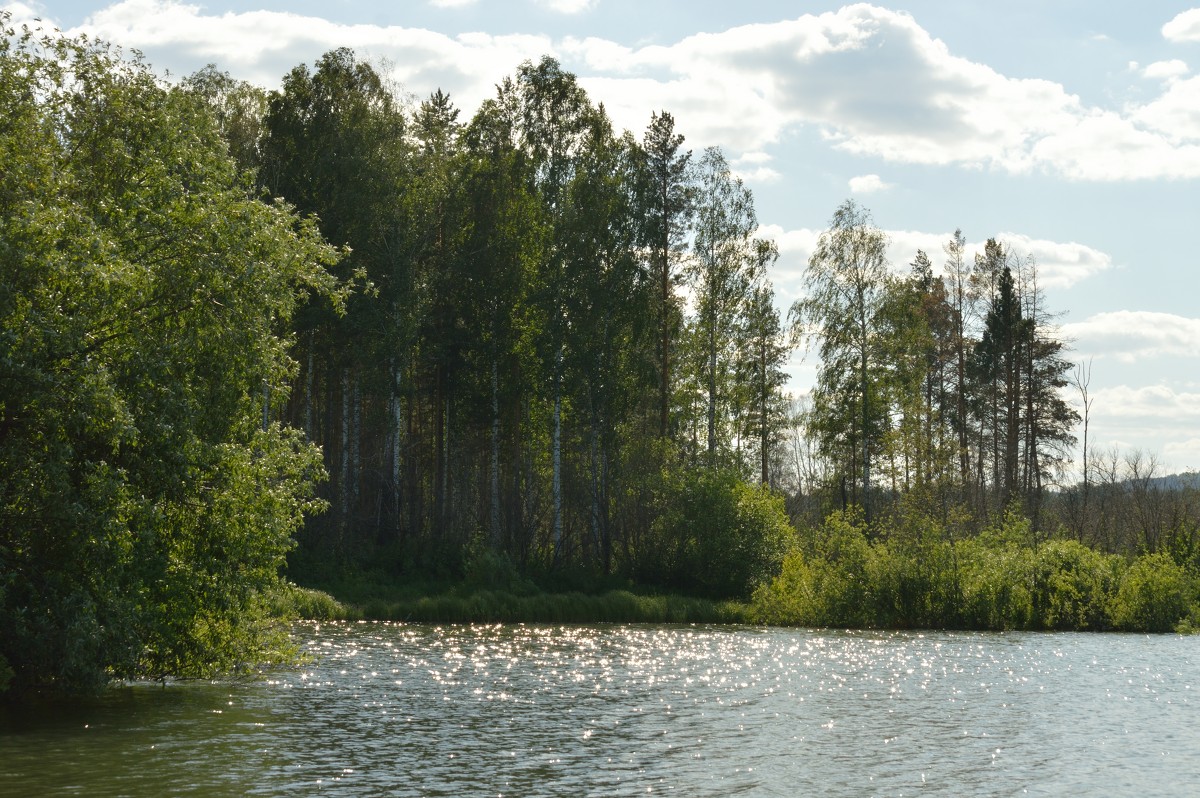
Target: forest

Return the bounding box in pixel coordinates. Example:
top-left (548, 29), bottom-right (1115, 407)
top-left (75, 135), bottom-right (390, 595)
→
top-left (3, 22), bottom-right (1200, 695)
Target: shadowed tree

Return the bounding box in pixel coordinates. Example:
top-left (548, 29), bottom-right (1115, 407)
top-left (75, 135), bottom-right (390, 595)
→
top-left (639, 111), bottom-right (694, 439)
top-left (0, 26), bottom-right (340, 694)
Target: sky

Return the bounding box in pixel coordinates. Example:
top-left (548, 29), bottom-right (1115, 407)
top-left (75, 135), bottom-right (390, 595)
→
top-left (5, 0), bottom-right (1200, 476)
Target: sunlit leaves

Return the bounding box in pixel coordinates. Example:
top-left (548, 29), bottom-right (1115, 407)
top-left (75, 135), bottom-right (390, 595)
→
top-left (0, 22), bottom-right (339, 694)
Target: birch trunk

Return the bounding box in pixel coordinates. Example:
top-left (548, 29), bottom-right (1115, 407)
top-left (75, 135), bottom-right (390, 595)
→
top-left (553, 347), bottom-right (563, 558)
top-left (491, 359), bottom-right (501, 545)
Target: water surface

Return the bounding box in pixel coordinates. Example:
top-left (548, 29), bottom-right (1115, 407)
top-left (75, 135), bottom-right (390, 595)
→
top-left (2, 623), bottom-right (1196, 796)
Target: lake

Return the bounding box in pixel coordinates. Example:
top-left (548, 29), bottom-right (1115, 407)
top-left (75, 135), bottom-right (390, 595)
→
top-left (1, 623), bottom-right (1197, 796)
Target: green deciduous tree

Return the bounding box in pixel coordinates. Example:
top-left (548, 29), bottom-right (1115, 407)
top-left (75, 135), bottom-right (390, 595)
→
top-left (794, 199), bottom-right (890, 522)
top-left (686, 147), bottom-right (762, 462)
top-left (503, 56), bottom-right (597, 557)
top-left (0, 24), bottom-right (340, 694)
top-left (183, 65), bottom-right (268, 178)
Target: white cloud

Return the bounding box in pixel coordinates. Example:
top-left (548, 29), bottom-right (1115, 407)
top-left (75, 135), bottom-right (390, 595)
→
top-left (1163, 8), bottom-right (1200, 43)
top-left (992, 233), bottom-right (1114, 290)
top-left (533, 0), bottom-right (597, 13)
top-left (572, 5), bottom-right (1200, 179)
top-left (875, 230), bottom-right (1110, 289)
top-left (429, 0), bottom-right (478, 8)
top-left (33, 1), bottom-right (1200, 181)
top-left (0, 1), bottom-right (45, 27)
top-left (1066, 385), bottom-right (1200, 475)
top-left (848, 174), bottom-right (891, 193)
top-left (757, 224), bottom-right (1110, 322)
top-left (1164, 438), bottom-right (1200, 470)
top-left (758, 222), bottom-right (1104, 297)
top-left (1058, 381), bottom-right (1200, 473)
top-left (755, 224), bottom-right (819, 311)
top-left (1062, 311), bottom-right (1200, 362)
top-left (732, 151), bottom-right (781, 183)
top-left (1141, 59), bottom-right (1189, 82)
top-left (72, 0), bottom-right (551, 111)
top-left (1130, 76), bottom-right (1200, 146)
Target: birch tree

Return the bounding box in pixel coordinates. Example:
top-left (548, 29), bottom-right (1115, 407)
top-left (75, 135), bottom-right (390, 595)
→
top-left (687, 147), bottom-right (761, 462)
top-left (794, 200), bottom-right (890, 522)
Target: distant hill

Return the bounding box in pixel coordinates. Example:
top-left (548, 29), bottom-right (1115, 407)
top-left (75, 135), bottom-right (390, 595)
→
top-left (1146, 472), bottom-right (1200, 492)
top-left (1056, 471), bottom-right (1200, 493)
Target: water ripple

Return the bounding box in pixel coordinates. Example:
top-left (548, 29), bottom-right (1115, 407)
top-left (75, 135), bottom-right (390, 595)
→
top-left (2, 624), bottom-right (1198, 796)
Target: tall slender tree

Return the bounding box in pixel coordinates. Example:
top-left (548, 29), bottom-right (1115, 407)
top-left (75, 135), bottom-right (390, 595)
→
top-left (259, 48), bottom-right (409, 546)
top-left (973, 258), bottom-right (1026, 504)
top-left (640, 111), bottom-right (694, 439)
top-left (738, 251), bottom-right (791, 486)
top-left (943, 229), bottom-right (976, 494)
top-left (504, 56), bottom-right (597, 558)
top-left (687, 147), bottom-right (760, 461)
top-left (795, 199), bottom-right (890, 522)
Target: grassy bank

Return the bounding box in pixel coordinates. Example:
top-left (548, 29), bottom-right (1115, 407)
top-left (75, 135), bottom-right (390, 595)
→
top-left (270, 581), bottom-right (749, 625)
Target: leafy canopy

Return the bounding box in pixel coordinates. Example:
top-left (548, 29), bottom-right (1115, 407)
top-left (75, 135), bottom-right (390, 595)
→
top-left (0, 21), bottom-right (342, 695)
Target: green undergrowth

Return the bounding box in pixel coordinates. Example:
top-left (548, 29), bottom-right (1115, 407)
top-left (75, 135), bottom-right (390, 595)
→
top-left (752, 508), bottom-right (1200, 634)
top-left (276, 506), bottom-right (1200, 633)
top-left (270, 581), bottom-right (748, 625)
top-left (278, 537), bottom-right (752, 625)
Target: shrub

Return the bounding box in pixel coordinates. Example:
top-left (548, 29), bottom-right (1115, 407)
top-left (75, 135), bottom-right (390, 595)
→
top-left (872, 508), bottom-right (964, 629)
top-left (1032, 540), bottom-right (1121, 631)
top-left (461, 540), bottom-right (536, 596)
top-left (267, 583), bottom-right (352, 621)
top-left (957, 538), bottom-right (1035, 630)
top-left (650, 467), bottom-right (795, 598)
top-left (753, 510), bottom-right (872, 627)
top-left (0, 654), bottom-right (12, 695)
top-left (1111, 553), bottom-right (1192, 632)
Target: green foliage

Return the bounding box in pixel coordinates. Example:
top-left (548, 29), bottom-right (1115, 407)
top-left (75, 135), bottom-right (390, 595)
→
top-left (646, 466), bottom-right (795, 598)
top-left (266, 584), bottom-right (351, 621)
top-left (301, 588), bottom-right (746, 625)
top-left (870, 514), bottom-right (960, 629)
top-left (793, 200), bottom-right (891, 516)
top-left (461, 539), bottom-right (537, 595)
top-left (0, 26), bottom-right (338, 695)
top-left (752, 510), bottom-right (872, 626)
top-left (1033, 540), bottom-right (1121, 630)
top-left (1111, 553), bottom-right (1192, 632)
top-left (754, 508), bottom-right (1197, 633)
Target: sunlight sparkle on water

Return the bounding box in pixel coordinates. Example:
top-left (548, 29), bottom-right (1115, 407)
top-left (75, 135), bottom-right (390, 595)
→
top-left (2, 624), bottom-right (1197, 796)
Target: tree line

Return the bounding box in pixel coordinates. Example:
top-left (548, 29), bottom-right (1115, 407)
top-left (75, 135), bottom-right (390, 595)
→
top-left (190, 47), bottom-right (1088, 575)
top-left (188, 49), bottom-right (797, 582)
top-left (789, 207), bottom-right (1077, 531)
top-left (7, 24), bottom-right (1198, 693)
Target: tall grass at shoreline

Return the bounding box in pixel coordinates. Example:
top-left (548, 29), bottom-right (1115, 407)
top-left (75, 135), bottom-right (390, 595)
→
top-left (270, 582), bottom-right (748, 625)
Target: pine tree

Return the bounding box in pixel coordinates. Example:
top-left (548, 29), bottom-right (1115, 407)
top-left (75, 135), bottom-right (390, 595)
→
top-left (640, 111), bottom-right (694, 439)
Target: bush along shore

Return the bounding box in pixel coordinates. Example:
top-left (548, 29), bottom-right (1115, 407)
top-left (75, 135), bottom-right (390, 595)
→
top-left (272, 506), bottom-right (1200, 634)
top-left (751, 508), bottom-right (1200, 634)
